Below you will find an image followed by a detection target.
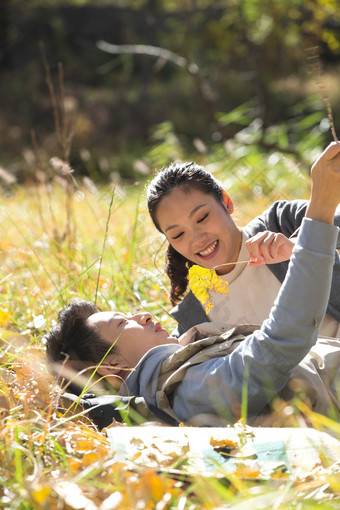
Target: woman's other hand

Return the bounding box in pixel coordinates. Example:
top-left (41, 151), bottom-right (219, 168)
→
top-left (246, 231), bottom-right (295, 267)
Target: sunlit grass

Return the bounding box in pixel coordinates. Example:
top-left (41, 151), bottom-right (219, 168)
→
top-left (1, 174), bottom-right (340, 508)
top-left (0, 182), bottom-right (173, 327)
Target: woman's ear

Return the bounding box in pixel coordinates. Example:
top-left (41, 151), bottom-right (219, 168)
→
top-left (222, 190), bottom-right (234, 214)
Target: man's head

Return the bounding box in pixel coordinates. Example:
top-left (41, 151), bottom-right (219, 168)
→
top-left (46, 300), bottom-right (177, 392)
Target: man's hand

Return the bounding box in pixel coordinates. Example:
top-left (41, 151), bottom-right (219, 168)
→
top-left (306, 142), bottom-right (340, 224)
top-left (246, 231), bottom-right (295, 267)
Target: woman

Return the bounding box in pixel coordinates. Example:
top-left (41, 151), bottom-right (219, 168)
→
top-left (146, 149), bottom-right (340, 337)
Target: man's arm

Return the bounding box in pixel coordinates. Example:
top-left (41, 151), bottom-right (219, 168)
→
top-left (171, 218), bottom-right (338, 421)
top-left (172, 143), bottom-right (340, 422)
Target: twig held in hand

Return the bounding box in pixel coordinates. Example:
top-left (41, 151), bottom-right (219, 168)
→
top-left (213, 260), bottom-right (250, 270)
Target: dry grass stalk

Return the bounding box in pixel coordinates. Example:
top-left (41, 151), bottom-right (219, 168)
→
top-left (305, 46), bottom-right (338, 143)
top-left (94, 186), bottom-right (115, 306)
top-left (40, 43), bottom-right (77, 254)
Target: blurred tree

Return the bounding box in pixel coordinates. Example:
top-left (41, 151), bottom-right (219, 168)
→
top-left (1, 0), bottom-right (340, 181)
top-left (0, 0), bottom-right (11, 67)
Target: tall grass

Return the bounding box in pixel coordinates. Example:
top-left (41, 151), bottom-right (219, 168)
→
top-left (0, 169), bottom-right (340, 509)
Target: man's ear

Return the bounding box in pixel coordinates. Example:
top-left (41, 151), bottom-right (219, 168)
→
top-left (97, 354), bottom-right (131, 389)
top-left (54, 359), bottom-right (99, 393)
top-left (222, 190), bottom-right (234, 214)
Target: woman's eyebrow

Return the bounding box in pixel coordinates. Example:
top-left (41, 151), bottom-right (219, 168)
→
top-left (164, 203), bottom-right (207, 232)
top-left (165, 223), bottom-right (179, 232)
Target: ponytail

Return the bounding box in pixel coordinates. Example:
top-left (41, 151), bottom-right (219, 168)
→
top-left (165, 244), bottom-right (192, 305)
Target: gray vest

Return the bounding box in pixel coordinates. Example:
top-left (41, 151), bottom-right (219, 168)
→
top-left (156, 324), bottom-right (258, 423)
top-left (156, 324), bottom-right (340, 425)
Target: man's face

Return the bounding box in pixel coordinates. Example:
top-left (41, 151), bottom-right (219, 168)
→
top-left (87, 311), bottom-right (177, 370)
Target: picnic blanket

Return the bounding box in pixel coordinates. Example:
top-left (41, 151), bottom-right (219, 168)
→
top-left (106, 425), bottom-right (340, 478)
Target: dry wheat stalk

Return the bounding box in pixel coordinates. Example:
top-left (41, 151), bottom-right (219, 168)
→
top-left (305, 46), bottom-right (338, 143)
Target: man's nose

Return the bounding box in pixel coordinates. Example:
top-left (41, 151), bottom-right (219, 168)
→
top-left (132, 312), bottom-right (153, 324)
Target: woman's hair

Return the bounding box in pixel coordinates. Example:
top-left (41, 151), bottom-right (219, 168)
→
top-left (45, 299), bottom-right (115, 391)
top-left (147, 162), bottom-right (224, 305)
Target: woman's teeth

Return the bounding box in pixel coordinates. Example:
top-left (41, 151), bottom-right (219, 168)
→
top-left (199, 241), bottom-right (218, 257)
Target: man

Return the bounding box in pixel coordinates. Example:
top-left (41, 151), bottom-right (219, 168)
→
top-left (46, 143), bottom-right (340, 426)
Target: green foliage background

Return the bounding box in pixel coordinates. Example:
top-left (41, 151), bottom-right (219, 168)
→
top-left (1, 0), bottom-right (340, 191)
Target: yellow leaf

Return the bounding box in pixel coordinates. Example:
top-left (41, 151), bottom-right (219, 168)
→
top-left (188, 265), bottom-right (229, 312)
top-left (68, 458), bottom-right (82, 472)
top-left (133, 451), bottom-right (142, 461)
top-left (77, 439), bottom-right (95, 451)
top-left (144, 469), bottom-right (165, 502)
top-left (32, 484), bottom-right (51, 504)
top-left (0, 309), bottom-right (11, 326)
top-left (82, 451), bottom-right (104, 465)
top-left (272, 469), bottom-right (288, 479)
top-left (233, 466), bottom-right (261, 478)
top-left (210, 437), bottom-right (238, 449)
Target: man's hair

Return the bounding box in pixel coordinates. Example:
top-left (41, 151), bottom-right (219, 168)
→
top-left (45, 299), bottom-right (115, 392)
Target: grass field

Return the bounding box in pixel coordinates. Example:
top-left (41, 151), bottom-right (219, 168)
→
top-left (1, 169), bottom-right (340, 509)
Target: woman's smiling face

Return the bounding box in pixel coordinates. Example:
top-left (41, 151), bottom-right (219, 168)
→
top-left (155, 186), bottom-right (242, 272)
